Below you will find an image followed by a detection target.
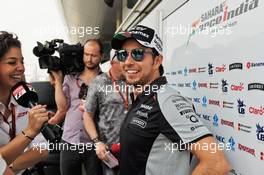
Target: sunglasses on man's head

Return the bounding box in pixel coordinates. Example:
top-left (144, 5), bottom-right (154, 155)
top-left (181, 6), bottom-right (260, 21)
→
top-left (116, 48), bottom-right (157, 62)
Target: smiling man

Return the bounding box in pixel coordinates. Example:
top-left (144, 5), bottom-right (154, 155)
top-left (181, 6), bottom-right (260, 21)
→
top-left (111, 25), bottom-right (230, 175)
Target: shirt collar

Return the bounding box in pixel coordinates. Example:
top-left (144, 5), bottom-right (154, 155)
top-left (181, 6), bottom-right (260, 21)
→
top-left (0, 96), bottom-right (18, 117)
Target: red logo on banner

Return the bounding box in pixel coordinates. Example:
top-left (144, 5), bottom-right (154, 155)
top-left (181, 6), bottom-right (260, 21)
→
top-left (246, 62), bottom-right (251, 69)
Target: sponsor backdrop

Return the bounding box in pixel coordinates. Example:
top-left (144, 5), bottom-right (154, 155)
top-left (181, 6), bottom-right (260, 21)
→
top-left (162, 0), bottom-right (263, 174)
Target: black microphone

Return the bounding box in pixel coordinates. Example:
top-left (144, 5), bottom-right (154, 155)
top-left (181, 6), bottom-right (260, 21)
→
top-left (11, 81), bottom-right (58, 143)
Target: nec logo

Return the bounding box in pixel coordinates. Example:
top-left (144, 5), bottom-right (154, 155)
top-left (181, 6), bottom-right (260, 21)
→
top-left (193, 97), bottom-right (200, 103)
top-left (237, 99), bottom-right (246, 114)
top-left (202, 114), bottom-right (211, 121)
top-left (216, 135), bottom-right (226, 143)
top-left (208, 63), bottom-right (214, 75)
top-left (221, 79), bottom-right (228, 93)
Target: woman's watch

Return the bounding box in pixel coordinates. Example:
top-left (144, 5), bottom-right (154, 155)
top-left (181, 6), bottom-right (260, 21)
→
top-left (92, 137), bottom-right (101, 143)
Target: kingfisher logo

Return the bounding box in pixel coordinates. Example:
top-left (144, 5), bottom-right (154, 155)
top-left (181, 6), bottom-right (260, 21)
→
top-left (202, 96), bottom-right (207, 107)
top-left (215, 64), bottom-right (226, 72)
top-left (249, 106), bottom-right (264, 116)
top-left (237, 99), bottom-right (246, 114)
top-left (246, 61), bottom-right (264, 69)
top-left (184, 67), bottom-right (188, 76)
top-left (227, 137), bottom-right (235, 151)
top-left (189, 68), bottom-right (197, 73)
top-left (209, 99), bottom-right (220, 106)
top-left (208, 63), bottom-right (214, 75)
top-left (248, 83), bottom-right (264, 91)
top-left (221, 79), bottom-right (228, 93)
top-left (231, 82), bottom-right (244, 91)
top-left (221, 119), bottom-right (234, 128)
top-left (229, 63), bottom-right (243, 70)
top-left (186, 0), bottom-right (259, 47)
top-left (192, 80), bottom-right (197, 90)
top-left (213, 114), bottom-right (218, 126)
top-left (198, 82), bottom-right (208, 88)
top-left (256, 123), bottom-right (264, 142)
top-left (238, 143), bottom-right (256, 156)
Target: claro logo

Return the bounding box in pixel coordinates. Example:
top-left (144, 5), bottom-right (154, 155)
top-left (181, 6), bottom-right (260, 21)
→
top-left (249, 106), bottom-right (264, 116)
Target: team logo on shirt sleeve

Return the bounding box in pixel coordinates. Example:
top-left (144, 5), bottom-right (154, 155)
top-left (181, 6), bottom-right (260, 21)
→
top-left (130, 117), bottom-right (147, 128)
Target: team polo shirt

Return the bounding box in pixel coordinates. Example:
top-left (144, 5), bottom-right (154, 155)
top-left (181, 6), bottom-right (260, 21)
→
top-left (119, 76), bottom-right (212, 175)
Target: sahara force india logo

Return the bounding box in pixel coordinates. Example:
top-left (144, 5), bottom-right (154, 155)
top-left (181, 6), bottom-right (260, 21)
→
top-left (186, 0), bottom-right (259, 47)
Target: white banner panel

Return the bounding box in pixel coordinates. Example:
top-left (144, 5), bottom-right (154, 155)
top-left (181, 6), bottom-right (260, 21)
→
top-left (163, 0), bottom-right (264, 174)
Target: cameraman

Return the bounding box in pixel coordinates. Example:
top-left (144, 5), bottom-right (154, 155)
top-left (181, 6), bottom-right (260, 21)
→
top-left (49, 39), bottom-right (103, 175)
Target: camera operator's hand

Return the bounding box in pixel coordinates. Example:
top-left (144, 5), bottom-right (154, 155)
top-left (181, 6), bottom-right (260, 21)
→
top-left (95, 142), bottom-right (109, 161)
top-left (49, 70), bottom-right (63, 86)
top-left (24, 105), bottom-right (49, 138)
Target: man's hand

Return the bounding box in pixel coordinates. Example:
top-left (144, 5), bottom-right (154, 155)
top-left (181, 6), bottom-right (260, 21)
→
top-left (95, 142), bottom-right (108, 161)
top-left (49, 70), bottom-right (63, 86)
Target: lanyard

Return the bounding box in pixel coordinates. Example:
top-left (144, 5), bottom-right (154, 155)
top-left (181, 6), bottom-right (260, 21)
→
top-left (1, 104), bottom-right (16, 140)
top-left (109, 71), bottom-right (129, 110)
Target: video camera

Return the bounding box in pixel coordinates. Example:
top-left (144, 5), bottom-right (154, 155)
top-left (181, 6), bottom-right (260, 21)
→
top-left (33, 39), bottom-right (84, 75)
